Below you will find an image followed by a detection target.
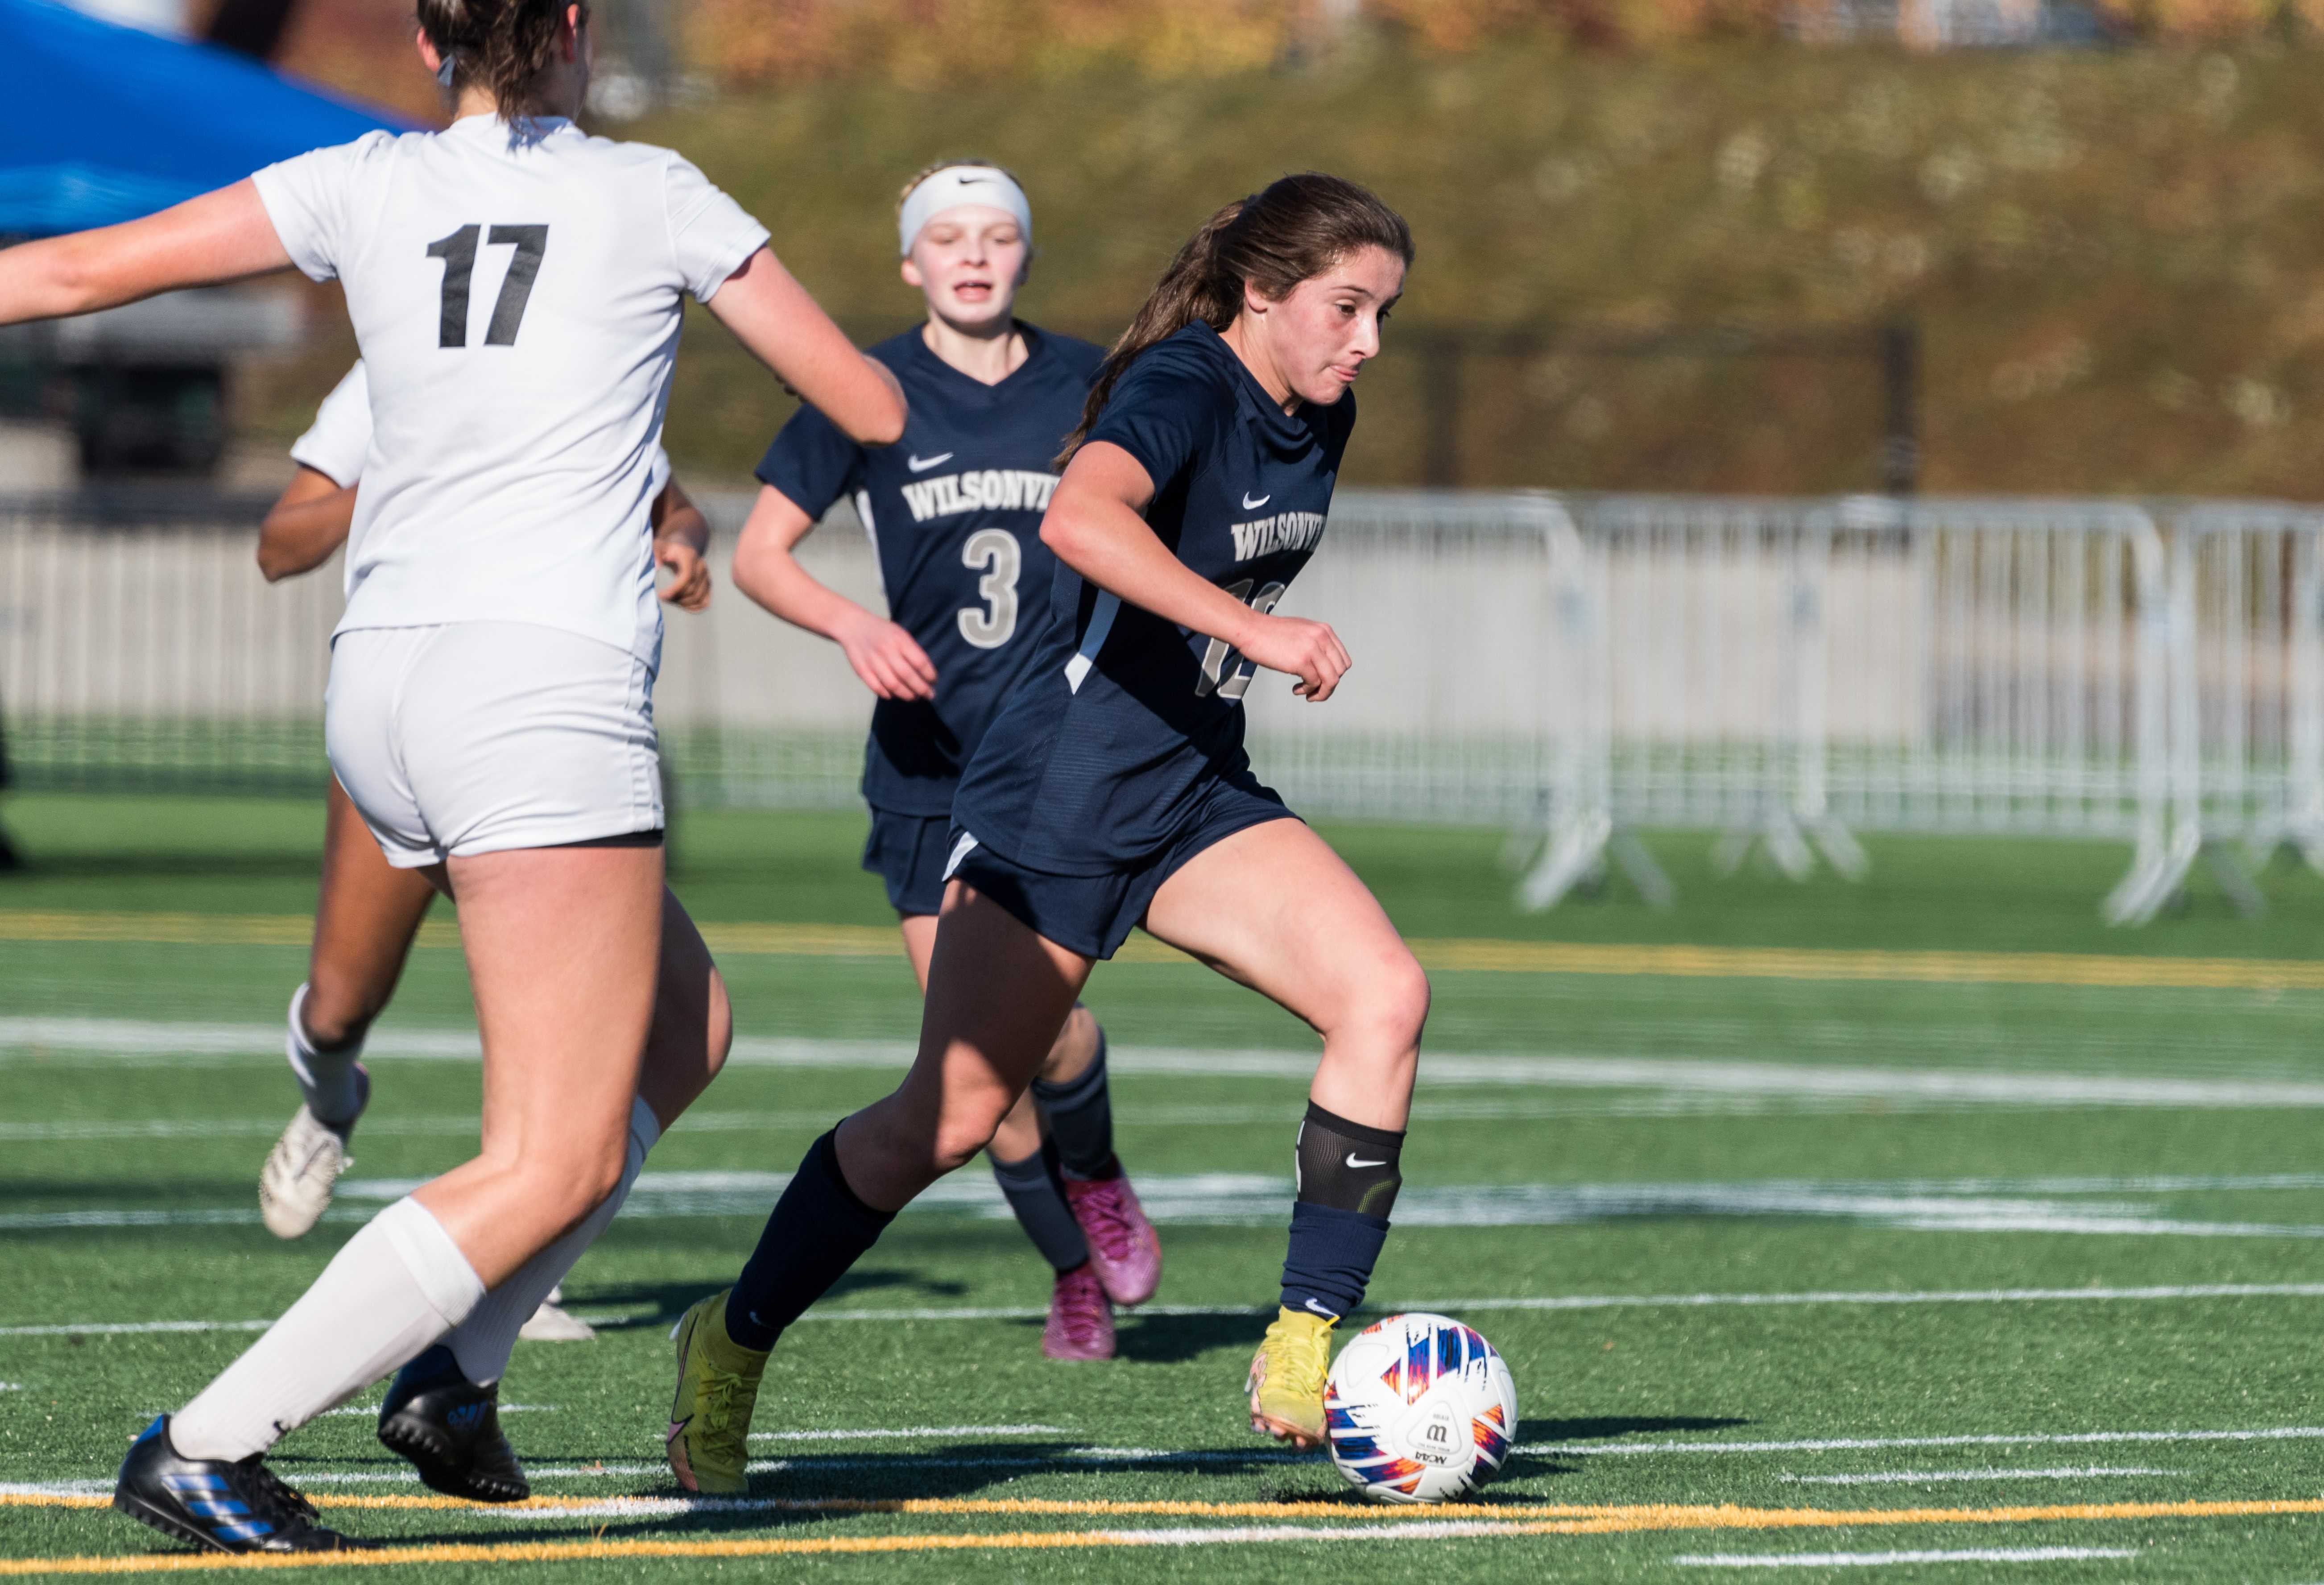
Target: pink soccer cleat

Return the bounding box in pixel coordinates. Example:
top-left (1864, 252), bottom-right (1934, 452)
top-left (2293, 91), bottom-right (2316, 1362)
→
top-left (1064, 1172), bottom-right (1162, 1308)
top-left (1042, 1264), bottom-right (1115, 1360)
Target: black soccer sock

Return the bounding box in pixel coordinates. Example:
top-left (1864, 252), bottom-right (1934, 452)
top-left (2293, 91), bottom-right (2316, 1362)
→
top-left (1279, 1101), bottom-right (1406, 1321)
top-left (1031, 1026), bottom-right (1117, 1181)
top-left (989, 1140), bottom-right (1091, 1274)
top-left (725, 1130), bottom-right (895, 1352)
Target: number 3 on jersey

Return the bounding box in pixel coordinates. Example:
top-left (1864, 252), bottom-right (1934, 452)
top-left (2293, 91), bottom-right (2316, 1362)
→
top-left (1197, 578), bottom-right (1288, 699)
top-left (426, 225), bottom-right (548, 348)
top-left (958, 528), bottom-right (1021, 650)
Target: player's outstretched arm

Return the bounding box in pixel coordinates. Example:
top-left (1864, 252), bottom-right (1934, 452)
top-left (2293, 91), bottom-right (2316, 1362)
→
top-left (706, 249), bottom-right (907, 447)
top-left (1044, 441), bottom-right (1352, 702)
top-left (650, 476), bottom-right (714, 613)
top-left (0, 182), bottom-right (291, 326)
top-left (256, 466), bottom-right (358, 583)
top-left (729, 484), bottom-right (935, 699)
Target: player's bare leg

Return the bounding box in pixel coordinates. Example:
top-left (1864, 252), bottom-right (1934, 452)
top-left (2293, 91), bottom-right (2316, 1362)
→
top-left (260, 779), bottom-right (434, 1240)
top-left (385, 885), bottom-right (730, 1500)
top-left (671, 889), bottom-right (1088, 1492)
top-left (1144, 819), bottom-right (1427, 1448)
top-left (524, 888), bottom-right (734, 1339)
top-left (164, 841), bottom-right (659, 1535)
top-left (904, 913), bottom-right (1141, 1357)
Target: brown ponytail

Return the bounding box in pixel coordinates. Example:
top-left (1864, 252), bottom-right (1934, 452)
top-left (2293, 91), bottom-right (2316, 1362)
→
top-left (1056, 172), bottom-right (1412, 469)
top-left (418, 0), bottom-right (587, 120)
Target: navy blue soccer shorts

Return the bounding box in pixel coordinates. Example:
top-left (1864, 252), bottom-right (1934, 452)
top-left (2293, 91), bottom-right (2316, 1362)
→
top-left (861, 808), bottom-right (955, 916)
top-left (943, 766), bottom-right (1297, 960)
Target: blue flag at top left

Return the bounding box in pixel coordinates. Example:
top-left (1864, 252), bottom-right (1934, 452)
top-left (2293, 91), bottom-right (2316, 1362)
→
top-left (0, 0), bottom-right (412, 237)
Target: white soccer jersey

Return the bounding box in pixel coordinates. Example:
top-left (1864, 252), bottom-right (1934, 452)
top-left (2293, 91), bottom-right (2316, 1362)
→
top-left (252, 114), bottom-right (767, 665)
top-left (288, 358), bottom-right (674, 590)
top-left (288, 360), bottom-right (370, 488)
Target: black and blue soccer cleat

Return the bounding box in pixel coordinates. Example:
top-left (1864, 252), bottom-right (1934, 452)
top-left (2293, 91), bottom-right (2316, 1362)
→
top-left (376, 1345), bottom-right (530, 1503)
top-left (113, 1416), bottom-right (369, 1553)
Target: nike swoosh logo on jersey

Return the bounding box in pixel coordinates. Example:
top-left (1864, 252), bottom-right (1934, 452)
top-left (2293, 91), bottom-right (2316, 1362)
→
top-left (1243, 492), bottom-right (1271, 509)
top-left (908, 452), bottom-right (954, 472)
top-left (1346, 1154), bottom-right (1387, 1169)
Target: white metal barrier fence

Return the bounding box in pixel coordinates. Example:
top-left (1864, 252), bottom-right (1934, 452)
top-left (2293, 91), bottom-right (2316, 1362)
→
top-left (2131, 502), bottom-right (2324, 921)
top-left (0, 489), bottom-right (2313, 922)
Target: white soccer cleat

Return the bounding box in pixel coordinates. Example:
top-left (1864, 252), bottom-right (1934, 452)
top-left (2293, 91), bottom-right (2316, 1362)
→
top-left (517, 1286), bottom-right (596, 1342)
top-left (257, 1105), bottom-right (356, 1240)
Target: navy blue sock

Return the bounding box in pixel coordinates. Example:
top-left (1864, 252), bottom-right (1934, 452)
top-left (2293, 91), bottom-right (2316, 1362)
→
top-left (382, 1342), bottom-right (465, 1409)
top-left (1278, 1201), bottom-right (1389, 1322)
top-left (989, 1140), bottom-right (1090, 1273)
top-left (725, 1130), bottom-right (895, 1352)
top-left (1031, 1028), bottom-right (1117, 1180)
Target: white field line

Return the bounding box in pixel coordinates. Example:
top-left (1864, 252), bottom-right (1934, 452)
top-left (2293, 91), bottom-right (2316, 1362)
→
top-left (746, 1424), bottom-right (1071, 1441)
top-left (1096, 1522), bottom-right (1543, 1545)
top-left (0, 1484), bottom-right (1540, 1544)
top-left (1777, 1467), bottom-right (2177, 1484)
top-left (0, 1095), bottom-right (1999, 1142)
top-left (15, 1018), bottom-right (2324, 1113)
top-left (19, 1170), bottom-right (2324, 1237)
top-left (1533, 1426), bottom-right (2324, 1457)
top-left (13, 1286), bottom-right (2324, 1339)
top-left (500, 1507), bottom-right (1542, 1543)
top-left (0, 1428), bottom-right (2303, 1495)
top-left (319, 1402), bottom-right (551, 1418)
top-left (277, 1451), bottom-right (1324, 1484)
top-left (1675, 1548), bottom-right (2142, 1568)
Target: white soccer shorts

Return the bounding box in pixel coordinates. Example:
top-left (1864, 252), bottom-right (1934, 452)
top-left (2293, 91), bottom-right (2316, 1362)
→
top-left (326, 621), bottom-right (663, 869)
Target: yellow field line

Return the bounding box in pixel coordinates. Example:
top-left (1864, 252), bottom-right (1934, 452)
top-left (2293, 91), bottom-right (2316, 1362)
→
top-left (9, 909), bottom-right (2324, 991)
top-left (4, 1496), bottom-right (2322, 1574)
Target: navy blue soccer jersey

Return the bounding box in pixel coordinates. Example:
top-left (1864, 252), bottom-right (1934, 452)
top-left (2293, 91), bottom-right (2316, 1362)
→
top-left (952, 320), bottom-right (1356, 874)
top-left (756, 323), bottom-right (1105, 815)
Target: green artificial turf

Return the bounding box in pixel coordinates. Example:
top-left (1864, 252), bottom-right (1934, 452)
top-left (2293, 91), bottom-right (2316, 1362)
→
top-left (1, 793), bottom-right (2321, 1580)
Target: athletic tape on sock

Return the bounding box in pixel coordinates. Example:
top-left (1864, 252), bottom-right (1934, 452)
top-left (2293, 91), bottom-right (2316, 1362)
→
top-left (1293, 1101), bottom-right (1405, 1220)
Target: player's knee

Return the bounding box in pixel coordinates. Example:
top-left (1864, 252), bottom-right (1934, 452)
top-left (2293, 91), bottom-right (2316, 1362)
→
top-left (527, 1132), bottom-right (630, 1225)
top-left (930, 1104), bottom-right (1008, 1176)
top-left (1360, 952), bottom-right (1431, 1053)
top-left (298, 986), bottom-right (376, 1051)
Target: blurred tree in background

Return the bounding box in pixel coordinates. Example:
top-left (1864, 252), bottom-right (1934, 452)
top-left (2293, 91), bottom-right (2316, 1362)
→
top-left (236, 5), bottom-right (2324, 498)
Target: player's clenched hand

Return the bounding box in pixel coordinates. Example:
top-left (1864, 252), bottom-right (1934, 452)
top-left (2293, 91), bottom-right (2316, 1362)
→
top-left (656, 540), bottom-right (712, 612)
top-left (1240, 614), bottom-right (1352, 702)
top-left (837, 611), bottom-right (939, 700)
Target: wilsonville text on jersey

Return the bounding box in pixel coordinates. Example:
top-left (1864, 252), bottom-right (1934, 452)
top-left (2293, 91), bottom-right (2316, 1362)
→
top-left (1229, 510), bottom-right (1329, 563)
top-left (898, 467), bottom-right (1063, 524)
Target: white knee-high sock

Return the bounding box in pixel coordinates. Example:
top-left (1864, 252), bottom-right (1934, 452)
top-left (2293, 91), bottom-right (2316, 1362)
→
top-left (174, 1197), bottom-right (483, 1461)
top-left (444, 1098), bottom-right (660, 1386)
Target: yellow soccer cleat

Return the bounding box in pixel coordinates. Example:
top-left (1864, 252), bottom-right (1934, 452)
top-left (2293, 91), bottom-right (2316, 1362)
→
top-left (665, 1291), bottom-right (769, 1494)
top-left (1246, 1305), bottom-right (1335, 1448)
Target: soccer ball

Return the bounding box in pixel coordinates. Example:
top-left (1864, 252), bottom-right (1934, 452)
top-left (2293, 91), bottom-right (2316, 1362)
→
top-left (1323, 1312), bottom-right (1519, 1503)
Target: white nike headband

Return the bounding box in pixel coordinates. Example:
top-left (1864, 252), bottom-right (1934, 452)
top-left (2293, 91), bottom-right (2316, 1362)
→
top-left (898, 166), bottom-right (1032, 257)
